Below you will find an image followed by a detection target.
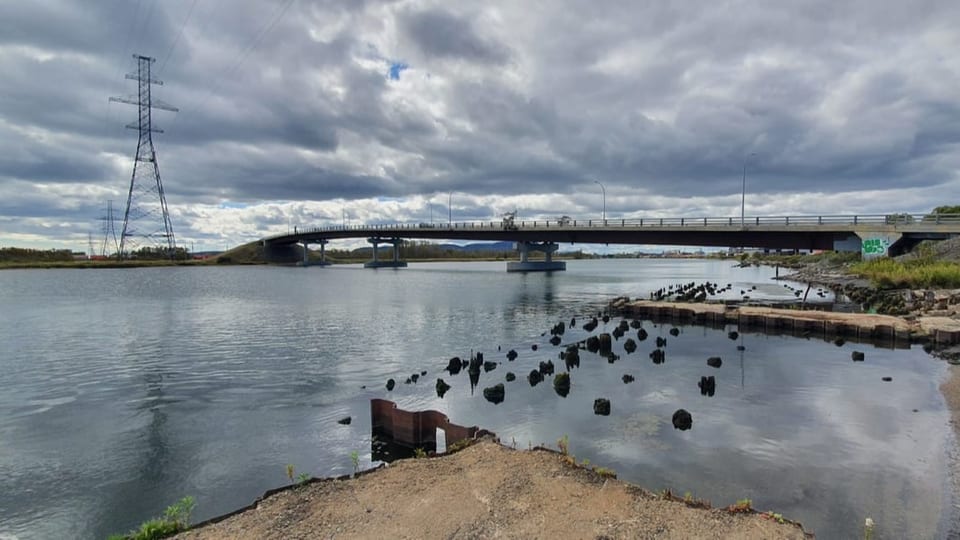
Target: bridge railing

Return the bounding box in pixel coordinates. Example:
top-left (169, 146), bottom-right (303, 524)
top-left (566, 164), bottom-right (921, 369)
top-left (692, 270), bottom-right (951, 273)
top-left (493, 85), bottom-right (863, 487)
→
top-left (264, 213), bottom-right (960, 240)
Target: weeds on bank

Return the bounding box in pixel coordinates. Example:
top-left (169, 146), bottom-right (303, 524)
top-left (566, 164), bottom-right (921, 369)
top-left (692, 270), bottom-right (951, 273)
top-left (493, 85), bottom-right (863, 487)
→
top-left (413, 447), bottom-right (428, 458)
top-left (851, 257), bottom-right (960, 288)
top-left (285, 464), bottom-right (311, 487)
top-left (107, 496), bottom-right (195, 540)
top-left (447, 438), bottom-right (474, 454)
top-left (728, 498), bottom-right (753, 513)
top-left (350, 450), bottom-right (360, 475)
top-left (554, 434), bottom-right (616, 478)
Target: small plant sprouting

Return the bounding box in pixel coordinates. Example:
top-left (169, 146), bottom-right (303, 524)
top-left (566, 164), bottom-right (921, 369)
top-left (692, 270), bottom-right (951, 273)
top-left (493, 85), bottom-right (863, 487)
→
top-left (286, 464), bottom-right (295, 483)
top-left (593, 466), bottom-right (616, 479)
top-left (163, 496), bottom-right (195, 529)
top-left (296, 473), bottom-right (311, 486)
top-left (728, 498), bottom-right (753, 513)
top-left (684, 491), bottom-right (693, 503)
top-left (762, 511), bottom-right (785, 524)
top-left (557, 434), bottom-right (570, 455)
top-left (108, 496), bottom-right (195, 540)
top-left (350, 450), bottom-right (360, 475)
top-left (413, 447), bottom-right (428, 458)
top-left (580, 458), bottom-right (590, 467)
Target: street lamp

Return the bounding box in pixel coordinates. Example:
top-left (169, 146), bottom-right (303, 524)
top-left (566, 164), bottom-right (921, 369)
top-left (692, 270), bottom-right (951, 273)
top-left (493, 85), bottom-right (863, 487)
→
top-left (740, 153), bottom-right (756, 227)
top-left (593, 180), bottom-right (606, 222)
top-left (448, 191), bottom-right (453, 226)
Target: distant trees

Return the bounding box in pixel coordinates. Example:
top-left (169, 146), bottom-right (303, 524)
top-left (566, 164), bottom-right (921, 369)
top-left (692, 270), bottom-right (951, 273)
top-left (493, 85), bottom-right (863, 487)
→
top-left (127, 246), bottom-right (191, 260)
top-left (922, 205), bottom-right (960, 222)
top-left (0, 247), bottom-right (74, 263)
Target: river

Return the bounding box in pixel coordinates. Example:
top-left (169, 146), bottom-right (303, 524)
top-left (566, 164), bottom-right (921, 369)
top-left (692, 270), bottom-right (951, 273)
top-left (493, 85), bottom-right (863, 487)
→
top-left (0, 260), bottom-right (953, 539)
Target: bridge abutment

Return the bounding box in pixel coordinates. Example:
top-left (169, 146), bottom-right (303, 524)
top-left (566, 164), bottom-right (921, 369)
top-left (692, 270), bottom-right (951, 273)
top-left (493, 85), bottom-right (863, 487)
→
top-left (364, 237), bottom-right (408, 268)
top-left (300, 239), bottom-right (330, 267)
top-left (507, 241), bottom-right (566, 272)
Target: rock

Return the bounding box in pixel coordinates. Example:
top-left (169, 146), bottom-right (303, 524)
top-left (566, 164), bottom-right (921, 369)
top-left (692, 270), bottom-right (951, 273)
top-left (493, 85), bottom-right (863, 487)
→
top-left (586, 336), bottom-right (600, 352)
top-left (483, 361), bottom-right (497, 372)
top-left (538, 360), bottom-right (555, 376)
top-left (532, 344), bottom-right (539, 351)
top-left (602, 315), bottom-right (610, 323)
top-left (461, 358), bottom-right (469, 369)
top-left (611, 326), bottom-right (624, 339)
top-left (549, 335), bottom-right (561, 346)
top-left (435, 378), bottom-right (451, 398)
top-left (505, 372), bottom-right (516, 382)
top-left (655, 336), bottom-right (667, 348)
top-left (593, 398), bottom-right (611, 416)
top-left (707, 357), bottom-right (722, 368)
top-left (851, 351), bottom-right (865, 361)
top-left (698, 376), bottom-right (716, 397)
top-left (506, 349), bottom-right (518, 361)
top-left (404, 377), bottom-right (412, 384)
top-left (672, 409), bottom-right (692, 430)
top-left (669, 327), bottom-right (680, 337)
top-left (337, 416), bottom-right (352, 425)
top-left (570, 317), bottom-right (577, 328)
top-left (622, 374), bottom-right (635, 384)
top-left (728, 331), bottom-right (739, 340)
top-left (623, 338), bottom-right (637, 353)
top-left (528, 369), bottom-right (543, 386)
top-left (469, 354), bottom-right (483, 373)
top-left (605, 353), bottom-right (620, 363)
top-left (446, 357), bottom-right (462, 375)
top-left (630, 319), bottom-right (643, 329)
top-left (649, 349), bottom-right (665, 364)
top-left (736, 345), bottom-right (745, 351)
top-left (833, 338), bottom-right (845, 347)
top-left (386, 378), bottom-right (395, 391)
top-left (882, 376), bottom-right (893, 382)
top-left (637, 328), bottom-right (648, 341)
top-left (553, 372), bottom-right (571, 398)
top-left (583, 318), bottom-right (599, 332)
top-left (482, 383), bottom-right (505, 404)
top-left (618, 320), bottom-right (630, 331)
top-left (411, 373), bottom-right (420, 383)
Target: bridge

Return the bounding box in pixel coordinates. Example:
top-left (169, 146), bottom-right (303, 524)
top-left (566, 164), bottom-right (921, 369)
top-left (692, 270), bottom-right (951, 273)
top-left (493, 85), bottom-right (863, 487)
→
top-left (261, 213), bottom-right (960, 272)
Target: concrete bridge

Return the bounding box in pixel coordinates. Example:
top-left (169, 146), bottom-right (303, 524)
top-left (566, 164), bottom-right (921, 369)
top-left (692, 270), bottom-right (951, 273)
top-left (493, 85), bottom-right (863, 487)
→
top-left (261, 213), bottom-right (960, 272)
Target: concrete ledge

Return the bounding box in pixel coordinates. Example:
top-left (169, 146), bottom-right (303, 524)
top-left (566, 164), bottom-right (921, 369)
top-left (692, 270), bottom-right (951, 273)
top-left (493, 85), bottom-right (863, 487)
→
top-left (506, 261), bottom-right (566, 272)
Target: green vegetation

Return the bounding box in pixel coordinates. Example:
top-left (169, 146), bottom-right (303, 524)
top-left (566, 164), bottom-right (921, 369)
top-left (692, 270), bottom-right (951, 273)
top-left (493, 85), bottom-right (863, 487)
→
top-left (413, 447), bottom-right (428, 458)
top-left (0, 247), bottom-right (75, 263)
top-left (728, 498), bottom-right (753, 513)
top-left (731, 249), bottom-right (861, 268)
top-left (350, 450), bottom-right (360, 475)
top-left (446, 438), bottom-right (474, 454)
top-left (107, 496), bottom-right (195, 540)
top-left (556, 434), bottom-right (569, 456)
top-left (296, 473), bottom-right (311, 486)
top-left (592, 466), bottom-right (616, 479)
top-left (851, 256), bottom-right (960, 288)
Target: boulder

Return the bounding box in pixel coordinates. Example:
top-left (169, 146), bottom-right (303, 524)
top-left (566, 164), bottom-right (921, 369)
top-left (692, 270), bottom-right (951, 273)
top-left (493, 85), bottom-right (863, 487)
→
top-left (707, 357), bottom-right (722, 368)
top-left (337, 416), bottom-right (352, 425)
top-left (482, 383), bottom-right (505, 404)
top-left (435, 378), bottom-right (451, 398)
top-left (882, 376), bottom-right (893, 382)
top-left (538, 360), bottom-right (555, 376)
top-left (851, 351), bottom-right (865, 361)
top-left (637, 328), bottom-right (648, 341)
top-left (623, 338), bottom-right (637, 353)
top-left (622, 374), bottom-right (635, 384)
top-left (570, 317), bottom-right (577, 328)
top-left (553, 372), bottom-right (571, 398)
top-left (483, 361), bottom-right (498, 372)
top-left (650, 349), bottom-right (665, 364)
top-left (586, 336), bottom-right (601, 353)
top-left (506, 349), bottom-right (518, 361)
top-left (550, 335), bottom-right (562, 346)
top-left (612, 326), bottom-right (625, 339)
top-left (618, 320), bottom-right (630, 331)
top-left (505, 372), bottom-right (516, 382)
top-left (655, 336), bottom-right (667, 348)
top-left (532, 344), bottom-right (539, 351)
top-left (630, 319), bottom-right (643, 329)
top-left (411, 373), bottom-right (420, 383)
top-left (669, 327), bottom-right (680, 337)
top-left (528, 369), bottom-right (543, 386)
top-left (727, 331), bottom-right (739, 340)
top-left (599, 333), bottom-right (613, 354)
top-left (386, 378), bottom-right (396, 391)
top-left (583, 318), bottom-right (599, 332)
top-left (564, 347), bottom-right (581, 370)
top-left (736, 345), bottom-right (745, 351)
top-left (593, 398), bottom-right (611, 416)
top-left (602, 315), bottom-right (610, 323)
top-left (672, 409), bottom-right (692, 430)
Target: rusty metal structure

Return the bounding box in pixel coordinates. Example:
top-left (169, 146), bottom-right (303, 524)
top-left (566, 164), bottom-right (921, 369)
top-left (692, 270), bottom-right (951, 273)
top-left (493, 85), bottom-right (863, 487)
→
top-left (371, 399), bottom-right (494, 460)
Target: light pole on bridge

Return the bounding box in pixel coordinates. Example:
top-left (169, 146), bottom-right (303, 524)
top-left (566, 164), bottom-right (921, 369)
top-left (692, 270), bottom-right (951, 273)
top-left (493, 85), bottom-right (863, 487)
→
top-left (740, 153), bottom-right (756, 228)
top-left (594, 180), bottom-right (606, 222)
top-left (448, 191), bottom-right (452, 226)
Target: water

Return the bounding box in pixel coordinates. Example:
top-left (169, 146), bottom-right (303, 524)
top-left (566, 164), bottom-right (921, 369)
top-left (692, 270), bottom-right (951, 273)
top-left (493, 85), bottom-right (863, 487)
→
top-left (0, 260), bottom-right (952, 539)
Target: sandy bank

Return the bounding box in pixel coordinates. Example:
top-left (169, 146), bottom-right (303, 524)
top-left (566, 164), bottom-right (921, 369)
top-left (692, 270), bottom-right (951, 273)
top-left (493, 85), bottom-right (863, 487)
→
top-left (175, 440), bottom-right (808, 540)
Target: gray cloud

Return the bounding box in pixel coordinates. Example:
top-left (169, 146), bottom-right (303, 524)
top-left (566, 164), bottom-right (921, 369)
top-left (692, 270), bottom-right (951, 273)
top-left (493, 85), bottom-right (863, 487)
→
top-left (1, 0), bottom-right (959, 250)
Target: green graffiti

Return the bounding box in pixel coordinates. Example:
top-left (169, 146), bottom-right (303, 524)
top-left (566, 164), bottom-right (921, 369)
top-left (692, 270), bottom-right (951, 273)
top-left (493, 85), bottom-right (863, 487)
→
top-left (862, 238), bottom-right (889, 255)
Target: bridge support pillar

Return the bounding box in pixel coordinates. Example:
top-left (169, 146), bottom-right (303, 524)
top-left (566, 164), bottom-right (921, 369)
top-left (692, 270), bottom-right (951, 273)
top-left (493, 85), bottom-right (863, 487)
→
top-left (364, 237), bottom-right (408, 268)
top-left (300, 239), bottom-right (329, 267)
top-left (507, 242), bottom-right (566, 272)
top-left (855, 232), bottom-right (903, 260)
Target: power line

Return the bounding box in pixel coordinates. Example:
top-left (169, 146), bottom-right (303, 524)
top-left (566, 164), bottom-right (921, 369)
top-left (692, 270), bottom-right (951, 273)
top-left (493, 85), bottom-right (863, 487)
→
top-left (158, 0), bottom-right (199, 75)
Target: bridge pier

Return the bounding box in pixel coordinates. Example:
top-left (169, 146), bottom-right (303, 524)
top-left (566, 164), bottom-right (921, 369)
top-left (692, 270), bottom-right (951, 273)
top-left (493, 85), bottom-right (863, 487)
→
top-left (364, 237), bottom-right (408, 268)
top-left (507, 242), bottom-right (566, 272)
top-left (300, 239), bottom-right (330, 267)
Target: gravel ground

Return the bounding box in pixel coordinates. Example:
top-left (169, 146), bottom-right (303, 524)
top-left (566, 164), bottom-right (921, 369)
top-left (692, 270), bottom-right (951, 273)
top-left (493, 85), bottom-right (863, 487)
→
top-left (174, 440), bottom-right (810, 540)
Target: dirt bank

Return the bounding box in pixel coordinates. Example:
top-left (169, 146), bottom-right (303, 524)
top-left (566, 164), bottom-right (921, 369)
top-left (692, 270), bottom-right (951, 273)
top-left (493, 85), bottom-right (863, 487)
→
top-left (175, 440), bottom-right (809, 540)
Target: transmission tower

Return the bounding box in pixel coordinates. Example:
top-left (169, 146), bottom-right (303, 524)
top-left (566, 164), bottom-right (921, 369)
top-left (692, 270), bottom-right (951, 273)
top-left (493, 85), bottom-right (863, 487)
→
top-left (110, 54), bottom-right (178, 258)
top-left (99, 199), bottom-right (120, 257)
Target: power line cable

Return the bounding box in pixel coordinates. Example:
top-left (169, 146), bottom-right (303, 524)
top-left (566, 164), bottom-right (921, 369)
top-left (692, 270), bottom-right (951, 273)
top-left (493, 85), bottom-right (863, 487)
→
top-left (158, 0), bottom-right (199, 75)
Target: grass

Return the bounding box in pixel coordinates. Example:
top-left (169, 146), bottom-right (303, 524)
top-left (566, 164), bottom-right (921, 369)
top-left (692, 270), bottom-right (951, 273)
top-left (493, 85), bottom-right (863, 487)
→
top-left (108, 496), bottom-right (195, 540)
top-left (850, 257), bottom-right (960, 288)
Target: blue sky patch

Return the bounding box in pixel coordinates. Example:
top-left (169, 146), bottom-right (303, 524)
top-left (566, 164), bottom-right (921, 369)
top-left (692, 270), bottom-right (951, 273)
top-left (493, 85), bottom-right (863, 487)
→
top-left (388, 61), bottom-right (409, 80)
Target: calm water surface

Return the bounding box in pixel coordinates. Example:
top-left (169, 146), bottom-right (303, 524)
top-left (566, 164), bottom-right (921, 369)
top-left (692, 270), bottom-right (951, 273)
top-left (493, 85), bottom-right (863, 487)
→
top-left (0, 260), bottom-right (953, 539)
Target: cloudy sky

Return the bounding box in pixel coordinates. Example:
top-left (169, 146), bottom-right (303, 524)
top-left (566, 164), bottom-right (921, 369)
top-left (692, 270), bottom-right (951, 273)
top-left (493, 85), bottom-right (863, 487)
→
top-left (2, 0), bottom-right (959, 252)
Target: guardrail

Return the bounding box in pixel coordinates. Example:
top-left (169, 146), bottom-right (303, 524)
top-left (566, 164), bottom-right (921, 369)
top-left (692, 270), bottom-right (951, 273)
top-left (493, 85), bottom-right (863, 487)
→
top-left (264, 213), bottom-right (960, 241)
